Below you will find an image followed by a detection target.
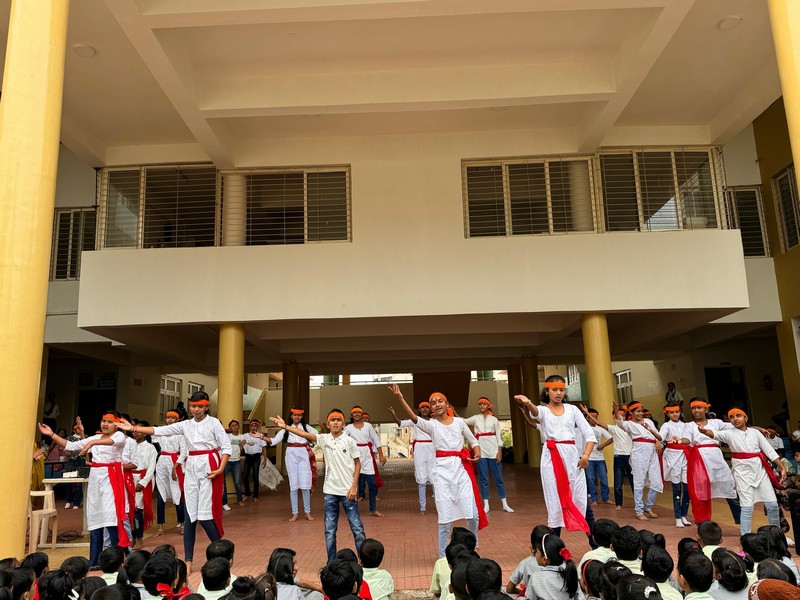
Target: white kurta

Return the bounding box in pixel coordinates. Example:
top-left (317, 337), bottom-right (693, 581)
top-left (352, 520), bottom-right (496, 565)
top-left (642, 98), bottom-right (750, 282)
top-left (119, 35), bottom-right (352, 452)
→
top-left (152, 416), bottom-right (232, 522)
top-left (686, 420), bottom-right (737, 499)
top-left (529, 404), bottom-right (596, 528)
top-left (401, 419), bottom-right (435, 485)
top-left (345, 423), bottom-right (381, 476)
top-left (713, 428), bottom-right (779, 506)
top-left (414, 417), bottom-right (479, 524)
top-left (65, 431), bottom-right (127, 530)
top-left (463, 414), bottom-right (503, 459)
top-left (122, 437), bottom-right (139, 513)
top-left (660, 420), bottom-right (689, 484)
top-left (619, 419), bottom-right (664, 493)
top-left (133, 440), bottom-right (157, 509)
top-left (270, 424), bottom-right (315, 491)
top-left (152, 433), bottom-right (186, 505)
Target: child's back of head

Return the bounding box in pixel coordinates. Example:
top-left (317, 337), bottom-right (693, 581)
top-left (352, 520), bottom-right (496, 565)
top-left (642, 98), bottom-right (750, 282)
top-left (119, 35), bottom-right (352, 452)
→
top-left (592, 519), bottom-right (619, 549)
top-left (740, 533), bottom-right (771, 563)
top-left (141, 554), bottom-right (179, 597)
top-left (464, 559), bottom-right (501, 599)
top-left (98, 547), bottom-right (125, 576)
top-left (601, 561), bottom-right (632, 600)
top-left (201, 558), bottom-right (230, 592)
top-left (450, 528), bottom-right (477, 554)
top-left (320, 559), bottom-right (357, 600)
top-left (59, 557), bottom-right (90, 582)
top-left (641, 547), bottom-right (672, 584)
top-left (696, 521), bottom-right (722, 547)
top-left (206, 540), bottom-right (235, 563)
top-left (610, 527), bottom-right (641, 562)
top-left (448, 554), bottom-right (473, 600)
top-left (615, 574), bottom-right (662, 600)
top-left (445, 544), bottom-right (467, 569)
top-left (20, 552), bottom-right (49, 578)
top-left (710, 549), bottom-right (748, 594)
top-left (676, 538), bottom-right (701, 557)
top-left (358, 539), bottom-right (384, 570)
top-left (677, 551), bottom-right (712, 594)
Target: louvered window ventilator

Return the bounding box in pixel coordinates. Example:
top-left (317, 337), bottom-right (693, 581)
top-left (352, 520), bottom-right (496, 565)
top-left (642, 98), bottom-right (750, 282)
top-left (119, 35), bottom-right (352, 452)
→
top-left (771, 165), bottom-right (800, 252)
top-left (50, 208), bottom-right (96, 280)
top-left (725, 186), bottom-right (770, 257)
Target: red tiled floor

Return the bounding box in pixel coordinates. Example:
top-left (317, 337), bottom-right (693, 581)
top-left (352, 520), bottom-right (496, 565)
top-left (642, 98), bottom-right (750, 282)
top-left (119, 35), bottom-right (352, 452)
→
top-left (36, 460), bottom-right (800, 590)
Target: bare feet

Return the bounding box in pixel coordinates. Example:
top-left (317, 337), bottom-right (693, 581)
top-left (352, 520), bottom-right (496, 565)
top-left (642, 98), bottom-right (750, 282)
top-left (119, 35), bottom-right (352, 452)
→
top-left (420, 510), bottom-right (426, 515)
top-left (253, 497), bottom-right (259, 503)
top-left (154, 529), bottom-right (165, 537)
top-left (305, 513), bottom-right (315, 521)
top-left (590, 501), bottom-right (598, 507)
top-left (186, 562), bottom-right (192, 575)
top-left (645, 509), bottom-right (658, 518)
top-left (614, 505), bottom-right (622, 511)
top-left (370, 511), bottom-right (385, 517)
top-left (636, 514), bottom-right (650, 521)
top-left (289, 514), bottom-right (299, 522)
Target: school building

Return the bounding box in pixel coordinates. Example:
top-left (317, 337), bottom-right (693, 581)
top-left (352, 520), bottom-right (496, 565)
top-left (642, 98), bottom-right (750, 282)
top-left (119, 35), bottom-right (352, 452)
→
top-left (4, 0), bottom-right (800, 555)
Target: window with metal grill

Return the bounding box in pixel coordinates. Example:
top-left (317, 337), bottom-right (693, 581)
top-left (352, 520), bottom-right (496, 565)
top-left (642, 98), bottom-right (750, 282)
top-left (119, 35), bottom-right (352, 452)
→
top-left (51, 208), bottom-right (96, 280)
top-left (725, 186), bottom-right (769, 257)
top-left (772, 165), bottom-right (800, 251)
top-left (463, 158), bottom-right (594, 237)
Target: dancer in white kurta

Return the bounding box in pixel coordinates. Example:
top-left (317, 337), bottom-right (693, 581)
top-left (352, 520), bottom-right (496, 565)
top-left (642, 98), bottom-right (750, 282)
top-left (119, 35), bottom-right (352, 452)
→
top-left (660, 405), bottom-right (691, 527)
top-left (388, 403), bottom-right (435, 513)
top-left (389, 385), bottom-right (485, 558)
top-left (616, 401), bottom-right (663, 520)
top-left (698, 408), bottom-right (786, 535)
top-left (345, 408), bottom-right (386, 517)
top-left (267, 408), bottom-right (316, 521)
top-left (118, 392), bottom-right (231, 569)
top-left (464, 397), bottom-right (513, 513)
top-left (39, 412), bottom-right (129, 567)
top-left (514, 376), bottom-right (596, 535)
top-left (131, 427), bottom-right (158, 548)
top-left (153, 410), bottom-right (187, 535)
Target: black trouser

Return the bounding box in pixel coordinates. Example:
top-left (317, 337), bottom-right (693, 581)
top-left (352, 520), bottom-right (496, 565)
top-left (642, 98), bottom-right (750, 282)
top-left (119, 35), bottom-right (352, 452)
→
top-left (156, 488), bottom-right (185, 525)
top-left (242, 453), bottom-right (261, 498)
top-left (183, 516), bottom-right (219, 562)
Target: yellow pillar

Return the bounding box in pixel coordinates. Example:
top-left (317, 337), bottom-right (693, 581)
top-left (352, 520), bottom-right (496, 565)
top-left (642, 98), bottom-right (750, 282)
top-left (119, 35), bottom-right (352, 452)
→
top-left (0, 0), bottom-right (70, 558)
top-left (279, 362), bottom-right (299, 473)
top-left (507, 363), bottom-right (526, 464)
top-left (581, 313), bottom-right (617, 476)
top-left (521, 356), bottom-right (542, 468)
top-left (218, 324), bottom-right (245, 427)
top-left (299, 369), bottom-right (310, 416)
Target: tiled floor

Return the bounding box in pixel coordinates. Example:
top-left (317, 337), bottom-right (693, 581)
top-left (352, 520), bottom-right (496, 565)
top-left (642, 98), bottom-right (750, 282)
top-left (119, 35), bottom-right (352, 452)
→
top-left (36, 460), bottom-right (799, 591)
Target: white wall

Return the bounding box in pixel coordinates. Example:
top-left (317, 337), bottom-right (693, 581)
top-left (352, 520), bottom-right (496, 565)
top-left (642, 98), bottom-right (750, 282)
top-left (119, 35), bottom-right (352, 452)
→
top-left (54, 144), bottom-right (96, 208)
top-left (722, 124), bottom-right (762, 187)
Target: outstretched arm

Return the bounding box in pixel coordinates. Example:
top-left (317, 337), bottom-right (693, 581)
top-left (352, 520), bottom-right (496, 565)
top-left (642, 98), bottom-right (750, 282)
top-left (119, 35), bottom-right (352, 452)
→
top-left (518, 406), bottom-right (539, 429)
top-left (513, 395), bottom-right (539, 418)
top-left (388, 384), bottom-right (417, 423)
top-left (387, 406), bottom-right (402, 426)
top-left (269, 416), bottom-right (317, 443)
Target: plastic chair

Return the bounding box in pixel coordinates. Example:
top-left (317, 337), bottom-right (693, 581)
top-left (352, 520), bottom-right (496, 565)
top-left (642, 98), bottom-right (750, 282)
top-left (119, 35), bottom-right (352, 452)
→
top-left (28, 490), bottom-right (58, 551)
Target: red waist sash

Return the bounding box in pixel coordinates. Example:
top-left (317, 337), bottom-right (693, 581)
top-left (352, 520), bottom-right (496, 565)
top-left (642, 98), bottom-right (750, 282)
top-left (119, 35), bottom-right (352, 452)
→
top-left (161, 451), bottom-right (185, 493)
top-left (436, 449), bottom-right (488, 530)
top-left (123, 470), bottom-right (136, 529)
top-left (133, 469), bottom-right (154, 530)
top-left (91, 462), bottom-right (131, 547)
top-left (633, 438), bottom-right (656, 444)
top-left (544, 440), bottom-right (589, 533)
top-left (475, 433), bottom-right (495, 438)
top-left (666, 443), bottom-right (689, 450)
top-left (412, 439), bottom-right (432, 452)
top-left (730, 452), bottom-right (783, 489)
top-left (188, 449), bottom-right (224, 536)
top-left (356, 442), bottom-right (383, 487)
top-left (287, 443), bottom-right (308, 447)
top-left (687, 445), bottom-right (717, 503)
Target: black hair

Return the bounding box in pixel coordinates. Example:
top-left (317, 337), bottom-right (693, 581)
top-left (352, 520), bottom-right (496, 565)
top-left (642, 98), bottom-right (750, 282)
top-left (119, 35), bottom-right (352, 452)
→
top-left (540, 375), bottom-right (568, 404)
top-left (267, 551), bottom-right (294, 586)
top-left (476, 592), bottom-right (508, 600)
top-left (445, 544), bottom-right (467, 569)
top-left (710, 548), bottom-right (747, 593)
top-left (319, 560), bottom-right (356, 600)
top-left (189, 391), bottom-right (209, 402)
top-left (117, 551), bottom-right (151, 586)
top-left (451, 527), bottom-right (478, 553)
top-left (98, 547), bottom-right (125, 575)
top-left (228, 420), bottom-right (240, 428)
top-left (151, 545), bottom-right (176, 557)
top-left (581, 560), bottom-right (604, 598)
top-left (538, 535), bottom-right (578, 597)
top-left (677, 551), bottom-right (713, 593)
top-left (676, 538), bottom-right (701, 557)
top-left (141, 554), bottom-right (179, 596)
top-left (59, 558), bottom-right (90, 582)
top-left (588, 408), bottom-right (599, 415)
top-left (757, 525), bottom-right (792, 560)
top-left (201, 558), bottom-right (230, 592)
top-left (0, 559), bottom-right (19, 572)
top-left (207, 540), bottom-right (236, 562)
top-left (10, 568), bottom-right (36, 600)
top-left (287, 409), bottom-right (307, 429)
top-left (638, 531), bottom-right (665, 553)
top-left (739, 533), bottom-right (770, 562)
top-left (90, 584), bottom-right (140, 600)
top-left (358, 539), bottom-right (384, 569)
top-left (77, 578), bottom-right (107, 600)
top-left (20, 553), bottom-right (49, 578)
top-left (183, 595), bottom-right (205, 600)
top-left (0, 571), bottom-right (12, 600)
top-left (592, 519), bottom-right (619, 549)
top-left (39, 570), bottom-right (73, 600)
top-left (600, 561), bottom-right (632, 600)
top-left (756, 559), bottom-right (797, 585)
top-left (464, 558), bottom-right (502, 599)
top-left (173, 560), bottom-right (187, 595)
top-left (615, 575), bottom-right (663, 600)
top-left (37, 570), bottom-right (59, 600)
top-left (697, 521), bottom-right (722, 546)
top-left (641, 547), bottom-right (673, 584)
top-left (530, 525), bottom-right (554, 551)
top-left (222, 575), bottom-right (274, 600)
top-left (611, 526), bottom-right (642, 561)
top-left (334, 550), bottom-right (363, 594)
top-left (449, 553), bottom-right (473, 600)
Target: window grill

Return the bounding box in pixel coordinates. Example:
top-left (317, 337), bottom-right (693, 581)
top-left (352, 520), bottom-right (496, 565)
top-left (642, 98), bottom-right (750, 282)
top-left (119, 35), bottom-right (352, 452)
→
top-left (771, 164), bottom-right (800, 252)
top-left (725, 186), bottom-right (770, 257)
top-left (51, 208), bottom-right (97, 280)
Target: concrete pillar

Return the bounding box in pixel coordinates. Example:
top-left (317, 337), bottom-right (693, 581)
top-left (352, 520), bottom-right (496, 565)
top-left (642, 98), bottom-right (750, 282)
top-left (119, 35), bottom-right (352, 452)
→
top-left (280, 362), bottom-right (300, 473)
top-left (581, 313), bottom-right (617, 476)
top-left (222, 173), bottom-right (246, 246)
top-left (507, 363), bottom-right (526, 464)
top-left (0, 0), bottom-right (70, 557)
top-left (521, 356), bottom-right (542, 468)
top-left (342, 374), bottom-right (351, 385)
top-left (299, 369), bottom-right (310, 417)
top-left (218, 324), bottom-right (245, 427)
top-left (569, 161), bottom-right (594, 231)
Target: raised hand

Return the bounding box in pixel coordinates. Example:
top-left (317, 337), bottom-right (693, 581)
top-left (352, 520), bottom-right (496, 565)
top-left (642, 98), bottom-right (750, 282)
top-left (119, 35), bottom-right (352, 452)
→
top-left (513, 395), bottom-right (531, 405)
top-left (270, 415), bottom-right (287, 429)
top-left (388, 384), bottom-right (403, 398)
top-left (117, 419), bottom-right (134, 432)
top-left (38, 423), bottom-right (54, 437)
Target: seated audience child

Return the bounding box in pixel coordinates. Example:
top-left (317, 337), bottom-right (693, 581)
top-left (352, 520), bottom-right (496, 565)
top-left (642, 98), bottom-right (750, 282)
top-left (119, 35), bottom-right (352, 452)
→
top-left (319, 560), bottom-right (359, 600)
top-left (117, 551), bottom-right (151, 600)
top-left (579, 520), bottom-right (618, 572)
top-left (642, 547), bottom-right (680, 600)
top-left (98, 548), bottom-right (125, 586)
top-left (335, 549), bottom-right (371, 600)
top-left (508, 526), bottom-right (552, 594)
top-left (447, 553), bottom-right (473, 600)
top-left (201, 559), bottom-right (231, 600)
top-left (677, 552), bottom-right (713, 600)
top-left (739, 532), bottom-right (770, 583)
top-left (430, 528), bottom-right (476, 600)
top-left (755, 559), bottom-right (797, 586)
top-left (708, 549), bottom-right (748, 600)
top-left (464, 559), bottom-right (501, 600)
top-left (600, 562), bottom-right (632, 600)
top-left (578, 560), bottom-right (603, 600)
top-left (359, 540), bottom-right (393, 600)
top-left (756, 525), bottom-right (800, 582)
top-left (141, 554), bottom-right (180, 599)
top-left (697, 522), bottom-right (723, 560)
top-left (268, 548), bottom-right (322, 598)
top-left (76, 577), bottom-right (107, 600)
top-left (526, 534), bottom-right (578, 600)
top-left (20, 552), bottom-right (49, 600)
top-left (677, 539), bottom-right (702, 557)
top-left (9, 568), bottom-right (39, 600)
top-left (638, 532), bottom-right (666, 554)
top-left (610, 527), bottom-right (642, 574)
top-left (39, 569), bottom-right (75, 600)
top-left (92, 583), bottom-right (142, 600)
top-left (222, 576), bottom-right (276, 600)
top-left (199, 541), bottom-right (238, 597)
top-left (0, 559), bottom-right (20, 572)
top-left (615, 574), bottom-right (663, 600)
top-left (59, 558), bottom-right (90, 584)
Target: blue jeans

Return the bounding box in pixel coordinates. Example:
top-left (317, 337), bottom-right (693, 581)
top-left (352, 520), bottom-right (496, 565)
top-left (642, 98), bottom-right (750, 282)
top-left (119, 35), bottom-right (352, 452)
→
top-left (324, 494), bottom-right (365, 563)
top-left (476, 458), bottom-right (507, 500)
top-left (586, 460), bottom-right (609, 502)
top-left (672, 482), bottom-right (690, 519)
top-left (223, 460), bottom-right (242, 504)
top-left (634, 487), bottom-right (658, 514)
top-left (358, 474), bottom-right (378, 512)
top-left (613, 455), bottom-right (635, 506)
top-left (740, 502), bottom-right (779, 535)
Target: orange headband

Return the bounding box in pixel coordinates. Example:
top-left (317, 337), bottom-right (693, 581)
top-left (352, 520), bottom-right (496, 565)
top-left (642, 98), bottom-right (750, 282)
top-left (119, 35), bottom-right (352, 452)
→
top-left (690, 400), bottom-right (710, 409)
top-left (545, 381), bottom-right (566, 389)
top-left (362, 413), bottom-right (370, 418)
top-left (290, 409), bottom-right (305, 415)
top-left (627, 402), bottom-right (643, 412)
top-left (328, 411), bottom-right (345, 421)
top-left (249, 420), bottom-right (260, 425)
top-left (189, 399), bottom-right (209, 406)
top-left (350, 408), bottom-right (363, 414)
top-left (165, 410), bottom-right (180, 419)
top-left (478, 399), bottom-right (494, 409)
top-left (663, 406), bottom-right (681, 414)
top-left (429, 392), bottom-right (448, 403)
top-left (418, 401), bottom-right (431, 409)
top-left (727, 408), bottom-right (747, 419)
top-left (102, 413), bottom-right (120, 422)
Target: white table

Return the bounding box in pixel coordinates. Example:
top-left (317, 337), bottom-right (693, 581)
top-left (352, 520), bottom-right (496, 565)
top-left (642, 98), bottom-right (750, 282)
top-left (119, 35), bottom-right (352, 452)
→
top-left (41, 477), bottom-right (90, 547)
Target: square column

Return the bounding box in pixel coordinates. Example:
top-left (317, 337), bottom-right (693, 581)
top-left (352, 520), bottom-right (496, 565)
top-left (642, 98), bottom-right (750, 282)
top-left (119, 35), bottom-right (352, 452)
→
top-left (521, 357), bottom-right (542, 468)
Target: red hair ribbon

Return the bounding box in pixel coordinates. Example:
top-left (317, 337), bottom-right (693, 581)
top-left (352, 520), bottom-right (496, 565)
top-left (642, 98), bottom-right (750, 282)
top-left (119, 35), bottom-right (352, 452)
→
top-left (249, 420), bottom-right (260, 425)
top-left (156, 584), bottom-right (192, 600)
top-left (559, 547), bottom-right (572, 561)
top-left (350, 408), bottom-right (363, 414)
top-left (663, 406), bottom-right (681, 413)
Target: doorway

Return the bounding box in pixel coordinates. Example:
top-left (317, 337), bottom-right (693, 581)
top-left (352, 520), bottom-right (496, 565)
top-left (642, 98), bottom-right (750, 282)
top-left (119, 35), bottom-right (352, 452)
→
top-left (704, 366), bottom-right (749, 417)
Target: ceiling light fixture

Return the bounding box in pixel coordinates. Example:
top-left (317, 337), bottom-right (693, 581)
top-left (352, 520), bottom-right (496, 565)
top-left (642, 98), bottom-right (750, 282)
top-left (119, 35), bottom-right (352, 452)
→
top-left (718, 15), bottom-right (742, 31)
top-left (73, 44), bottom-right (97, 57)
